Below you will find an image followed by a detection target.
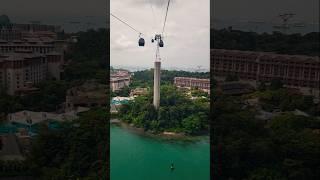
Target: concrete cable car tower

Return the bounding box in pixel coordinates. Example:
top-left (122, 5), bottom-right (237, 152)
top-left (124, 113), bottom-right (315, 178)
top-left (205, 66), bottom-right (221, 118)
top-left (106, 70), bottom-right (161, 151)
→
top-left (152, 0), bottom-right (171, 110)
top-left (153, 34), bottom-right (163, 109)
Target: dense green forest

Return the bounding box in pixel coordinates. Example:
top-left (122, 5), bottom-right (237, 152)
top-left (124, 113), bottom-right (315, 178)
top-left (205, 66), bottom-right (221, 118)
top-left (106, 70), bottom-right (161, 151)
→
top-left (0, 15), bottom-right (11, 26)
top-left (63, 29), bottom-right (108, 83)
top-left (29, 108), bottom-right (108, 179)
top-left (212, 82), bottom-right (320, 179)
top-left (119, 85), bottom-right (209, 135)
top-left (211, 28), bottom-right (320, 56)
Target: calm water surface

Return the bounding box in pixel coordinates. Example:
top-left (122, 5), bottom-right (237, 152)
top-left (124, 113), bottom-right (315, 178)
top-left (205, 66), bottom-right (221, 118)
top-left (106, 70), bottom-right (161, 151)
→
top-left (111, 125), bottom-right (210, 180)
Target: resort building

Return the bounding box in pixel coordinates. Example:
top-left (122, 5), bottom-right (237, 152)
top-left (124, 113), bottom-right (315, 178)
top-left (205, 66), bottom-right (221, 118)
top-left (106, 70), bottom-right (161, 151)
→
top-left (0, 34), bottom-right (69, 55)
top-left (4, 23), bottom-right (60, 32)
top-left (174, 77), bottom-right (210, 92)
top-left (0, 27), bottom-right (22, 41)
top-left (211, 49), bottom-right (320, 99)
top-left (110, 70), bottom-right (131, 92)
top-left (0, 51), bottom-right (63, 95)
top-left (1, 23), bottom-right (61, 41)
top-left (0, 23), bottom-right (68, 95)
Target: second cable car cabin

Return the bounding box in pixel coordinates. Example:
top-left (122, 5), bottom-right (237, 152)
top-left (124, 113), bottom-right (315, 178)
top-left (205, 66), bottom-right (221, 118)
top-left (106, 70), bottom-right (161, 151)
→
top-left (155, 34), bottom-right (164, 47)
top-left (159, 40), bottom-right (164, 47)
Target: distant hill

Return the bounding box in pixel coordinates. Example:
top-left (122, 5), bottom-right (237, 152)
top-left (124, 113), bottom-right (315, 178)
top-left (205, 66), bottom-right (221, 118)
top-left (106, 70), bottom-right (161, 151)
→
top-left (211, 28), bottom-right (320, 56)
top-left (0, 15), bottom-right (11, 26)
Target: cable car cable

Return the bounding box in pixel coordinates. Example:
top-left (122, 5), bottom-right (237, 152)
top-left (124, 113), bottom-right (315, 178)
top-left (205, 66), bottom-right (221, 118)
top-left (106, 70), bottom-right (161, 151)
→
top-left (161, 0), bottom-right (171, 35)
top-left (147, 0), bottom-right (158, 27)
top-left (110, 13), bottom-right (145, 35)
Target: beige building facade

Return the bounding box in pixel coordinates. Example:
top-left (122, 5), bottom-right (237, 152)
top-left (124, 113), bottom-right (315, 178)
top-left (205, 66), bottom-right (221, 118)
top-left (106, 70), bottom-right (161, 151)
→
top-left (211, 49), bottom-right (320, 99)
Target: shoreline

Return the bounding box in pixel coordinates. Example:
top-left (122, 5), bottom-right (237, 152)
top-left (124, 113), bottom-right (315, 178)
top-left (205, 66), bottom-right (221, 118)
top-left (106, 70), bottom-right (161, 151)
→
top-left (111, 119), bottom-right (209, 142)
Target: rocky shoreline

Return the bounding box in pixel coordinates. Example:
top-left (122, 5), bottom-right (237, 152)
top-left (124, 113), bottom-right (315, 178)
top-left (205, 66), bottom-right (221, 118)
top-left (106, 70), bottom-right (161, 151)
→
top-left (110, 119), bottom-right (209, 141)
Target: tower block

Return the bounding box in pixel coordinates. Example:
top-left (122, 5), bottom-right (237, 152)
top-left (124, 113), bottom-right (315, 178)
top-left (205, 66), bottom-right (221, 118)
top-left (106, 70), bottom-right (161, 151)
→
top-left (153, 61), bottom-right (161, 109)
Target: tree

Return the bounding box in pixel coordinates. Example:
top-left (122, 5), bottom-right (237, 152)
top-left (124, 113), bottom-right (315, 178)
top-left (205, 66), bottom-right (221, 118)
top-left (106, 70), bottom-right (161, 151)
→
top-left (0, 15), bottom-right (10, 26)
top-left (28, 108), bottom-right (109, 179)
top-left (182, 114), bottom-right (202, 135)
top-left (212, 29), bottom-right (320, 56)
top-left (225, 74), bottom-right (239, 82)
top-left (258, 82), bottom-right (267, 91)
top-left (270, 78), bottom-right (283, 90)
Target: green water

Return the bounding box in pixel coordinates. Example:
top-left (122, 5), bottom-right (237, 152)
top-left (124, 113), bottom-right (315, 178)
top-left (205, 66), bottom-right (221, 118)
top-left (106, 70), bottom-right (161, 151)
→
top-left (111, 125), bottom-right (210, 180)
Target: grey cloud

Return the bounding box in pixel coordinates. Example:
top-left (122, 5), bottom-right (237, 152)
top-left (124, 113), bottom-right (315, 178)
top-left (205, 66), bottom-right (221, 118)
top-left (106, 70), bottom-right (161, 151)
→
top-left (133, 0), bottom-right (168, 8)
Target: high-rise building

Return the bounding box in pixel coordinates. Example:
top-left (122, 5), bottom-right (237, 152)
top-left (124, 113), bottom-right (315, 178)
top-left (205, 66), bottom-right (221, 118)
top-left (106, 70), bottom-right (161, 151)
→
top-left (110, 70), bottom-right (131, 92)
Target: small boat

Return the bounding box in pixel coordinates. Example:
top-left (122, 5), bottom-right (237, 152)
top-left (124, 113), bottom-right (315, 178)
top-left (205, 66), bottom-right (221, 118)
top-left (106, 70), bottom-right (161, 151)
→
top-left (170, 163), bottom-right (175, 171)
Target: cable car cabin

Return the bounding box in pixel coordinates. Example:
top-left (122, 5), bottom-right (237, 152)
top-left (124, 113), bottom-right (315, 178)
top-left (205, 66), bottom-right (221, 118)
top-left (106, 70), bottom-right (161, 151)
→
top-left (159, 40), bottom-right (164, 47)
top-left (138, 38), bottom-right (145, 46)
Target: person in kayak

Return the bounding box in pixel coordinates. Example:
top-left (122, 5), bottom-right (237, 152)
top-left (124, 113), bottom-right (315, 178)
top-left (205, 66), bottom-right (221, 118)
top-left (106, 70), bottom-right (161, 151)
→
top-left (170, 163), bottom-right (175, 171)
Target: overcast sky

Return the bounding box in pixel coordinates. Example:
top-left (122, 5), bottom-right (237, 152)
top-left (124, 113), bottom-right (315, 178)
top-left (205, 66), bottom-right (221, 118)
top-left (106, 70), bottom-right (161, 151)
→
top-left (110, 0), bottom-right (210, 70)
top-left (1, 0), bottom-right (106, 32)
top-left (1, 0), bottom-right (106, 18)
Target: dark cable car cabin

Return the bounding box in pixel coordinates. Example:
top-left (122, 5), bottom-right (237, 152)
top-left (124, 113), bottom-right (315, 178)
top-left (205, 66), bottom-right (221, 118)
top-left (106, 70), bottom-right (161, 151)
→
top-left (138, 38), bottom-right (145, 46)
top-left (159, 40), bottom-right (164, 47)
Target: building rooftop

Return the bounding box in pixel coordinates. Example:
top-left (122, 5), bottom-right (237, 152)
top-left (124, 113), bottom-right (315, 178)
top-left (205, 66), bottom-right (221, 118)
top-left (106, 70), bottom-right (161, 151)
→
top-left (0, 52), bottom-right (44, 61)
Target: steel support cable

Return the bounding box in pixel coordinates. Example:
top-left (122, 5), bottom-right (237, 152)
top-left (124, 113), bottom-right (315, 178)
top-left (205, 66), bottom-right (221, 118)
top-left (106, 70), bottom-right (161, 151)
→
top-left (147, 0), bottom-right (158, 29)
top-left (161, 0), bottom-right (171, 35)
top-left (110, 13), bottom-right (145, 36)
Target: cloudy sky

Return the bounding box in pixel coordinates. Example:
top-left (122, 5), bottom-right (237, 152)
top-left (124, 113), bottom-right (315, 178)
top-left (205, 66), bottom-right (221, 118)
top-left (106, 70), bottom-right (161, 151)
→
top-left (1, 0), bottom-right (106, 32)
top-left (1, 0), bottom-right (106, 18)
top-left (212, 0), bottom-right (319, 23)
top-left (110, 0), bottom-right (210, 70)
